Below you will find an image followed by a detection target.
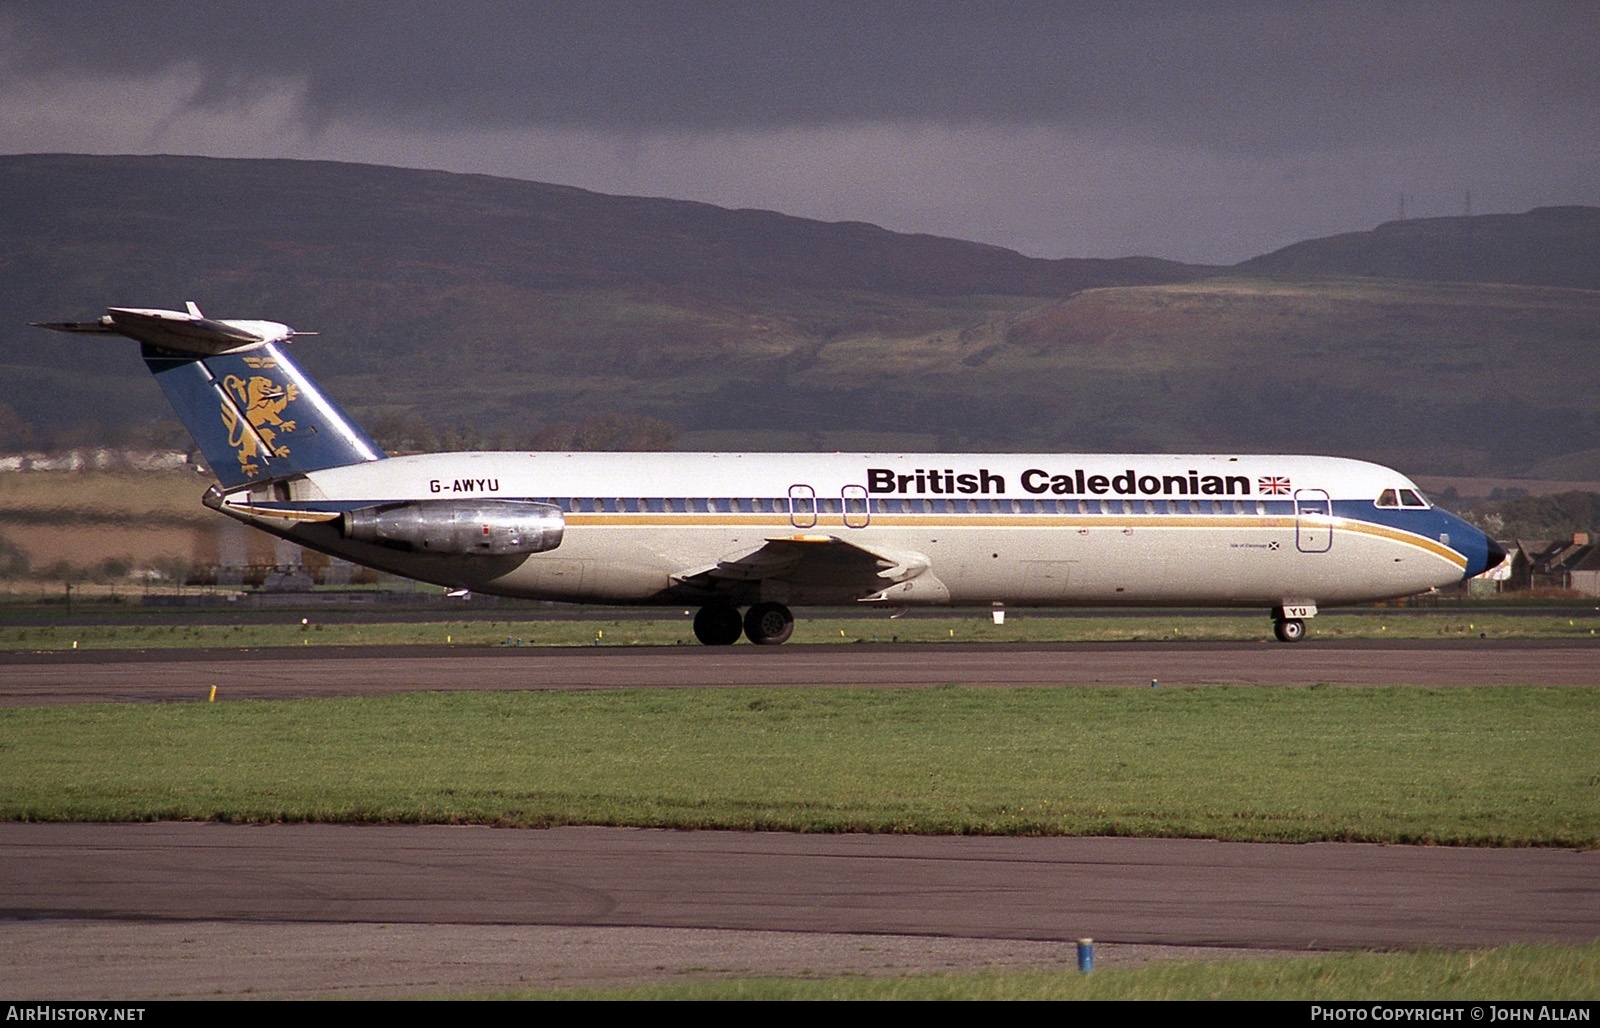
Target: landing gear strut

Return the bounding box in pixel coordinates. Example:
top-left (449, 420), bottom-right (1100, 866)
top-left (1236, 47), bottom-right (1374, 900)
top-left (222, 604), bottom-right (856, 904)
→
top-left (692, 601), bottom-right (796, 645)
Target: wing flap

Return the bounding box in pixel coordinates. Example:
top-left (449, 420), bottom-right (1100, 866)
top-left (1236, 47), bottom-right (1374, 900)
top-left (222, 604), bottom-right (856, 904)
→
top-left (675, 534), bottom-right (937, 599)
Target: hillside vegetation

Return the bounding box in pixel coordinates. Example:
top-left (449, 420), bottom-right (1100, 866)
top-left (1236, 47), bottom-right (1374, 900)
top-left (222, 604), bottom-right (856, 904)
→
top-left (3, 155), bottom-right (1597, 476)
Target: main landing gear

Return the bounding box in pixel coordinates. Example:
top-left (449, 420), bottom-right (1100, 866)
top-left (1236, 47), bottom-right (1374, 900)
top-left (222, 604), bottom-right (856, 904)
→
top-left (692, 601), bottom-right (795, 645)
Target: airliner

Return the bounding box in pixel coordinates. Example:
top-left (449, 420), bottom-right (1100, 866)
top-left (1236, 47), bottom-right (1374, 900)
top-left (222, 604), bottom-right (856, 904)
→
top-left (35, 305), bottom-right (1506, 644)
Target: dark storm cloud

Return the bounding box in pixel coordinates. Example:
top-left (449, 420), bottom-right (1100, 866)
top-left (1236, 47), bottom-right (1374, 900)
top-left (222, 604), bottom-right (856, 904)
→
top-left (4, 0), bottom-right (1595, 151)
top-left (1, 1), bottom-right (1595, 262)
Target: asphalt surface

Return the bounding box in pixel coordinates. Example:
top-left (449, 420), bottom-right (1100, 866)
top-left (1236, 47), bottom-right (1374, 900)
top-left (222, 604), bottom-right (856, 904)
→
top-left (2, 639), bottom-right (1599, 706)
top-left (2, 641), bottom-right (1596, 997)
top-left (3, 823), bottom-right (1596, 998)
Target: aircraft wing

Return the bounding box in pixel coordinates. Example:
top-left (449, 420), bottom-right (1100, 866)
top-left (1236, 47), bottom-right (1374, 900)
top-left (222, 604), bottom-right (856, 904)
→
top-left (677, 534), bottom-right (949, 603)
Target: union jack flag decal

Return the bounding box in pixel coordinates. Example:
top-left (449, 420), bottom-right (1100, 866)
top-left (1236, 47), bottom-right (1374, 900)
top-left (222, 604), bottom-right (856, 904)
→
top-left (1258, 476), bottom-right (1292, 495)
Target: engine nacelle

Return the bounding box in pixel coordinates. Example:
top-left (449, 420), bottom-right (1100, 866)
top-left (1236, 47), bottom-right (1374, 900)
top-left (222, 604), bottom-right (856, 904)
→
top-left (341, 499), bottom-right (564, 556)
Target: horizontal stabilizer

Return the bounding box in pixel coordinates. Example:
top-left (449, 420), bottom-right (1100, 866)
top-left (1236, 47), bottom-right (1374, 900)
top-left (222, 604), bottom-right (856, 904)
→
top-left (32, 304), bottom-right (305, 356)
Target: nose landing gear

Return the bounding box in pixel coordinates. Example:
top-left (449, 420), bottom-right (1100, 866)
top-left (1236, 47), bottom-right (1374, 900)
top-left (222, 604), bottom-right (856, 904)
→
top-left (1271, 604), bottom-right (1316, 643)
top-left (1273, 617), bottom-right (1307, 643)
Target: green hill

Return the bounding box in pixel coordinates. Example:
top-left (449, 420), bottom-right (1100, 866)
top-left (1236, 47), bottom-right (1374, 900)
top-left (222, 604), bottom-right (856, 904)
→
top-left (1237, 206), bottom-right (1600, 289)
top-left (2, 155), bottom-right (1596, 477)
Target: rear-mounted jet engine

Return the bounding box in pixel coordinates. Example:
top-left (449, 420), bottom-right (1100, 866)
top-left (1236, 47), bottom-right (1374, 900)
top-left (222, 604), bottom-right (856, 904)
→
top-left (341, 500), bottom-right (564, 556)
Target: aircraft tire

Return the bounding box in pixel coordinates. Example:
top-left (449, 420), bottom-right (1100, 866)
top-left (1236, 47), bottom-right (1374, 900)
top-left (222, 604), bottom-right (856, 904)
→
top-left (1273, 617), bottom-right (1307, 643)
top-left (743, 602), bottom-right (795, 645)
top-left (693, 603), bottom-right (744, 646)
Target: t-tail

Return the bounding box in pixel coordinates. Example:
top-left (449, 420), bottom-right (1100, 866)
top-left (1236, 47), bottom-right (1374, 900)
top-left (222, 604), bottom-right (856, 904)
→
top-left (33, 303), bottom-right (385, 488)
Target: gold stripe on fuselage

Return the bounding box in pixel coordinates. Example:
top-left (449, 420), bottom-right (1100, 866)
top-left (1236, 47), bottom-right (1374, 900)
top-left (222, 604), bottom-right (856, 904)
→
top-left (556, 513), bottom-right (1468, 570)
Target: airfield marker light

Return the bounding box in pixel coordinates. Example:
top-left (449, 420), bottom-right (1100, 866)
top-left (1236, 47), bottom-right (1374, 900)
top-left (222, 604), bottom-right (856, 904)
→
top-left (1151, 679), bottom-right (1158, 689)
top-left (1077, 938), bottom-right (1094, 973)
top-left (209, 686), bottom-right (217, 702)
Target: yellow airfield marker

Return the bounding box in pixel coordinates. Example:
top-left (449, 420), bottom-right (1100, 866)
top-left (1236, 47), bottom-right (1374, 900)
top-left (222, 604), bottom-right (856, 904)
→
top-left (208, 686), bottom-right (216, 702)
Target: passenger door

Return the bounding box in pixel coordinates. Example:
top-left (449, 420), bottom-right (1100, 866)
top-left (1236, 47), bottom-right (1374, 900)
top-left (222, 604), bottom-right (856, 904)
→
top-left (1295, 489), bottom-right (1333, 553)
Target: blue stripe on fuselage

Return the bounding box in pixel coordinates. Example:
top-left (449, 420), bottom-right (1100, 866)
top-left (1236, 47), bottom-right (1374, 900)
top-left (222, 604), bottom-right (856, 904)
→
top-left (1333, 501), bottom-right (1498, 579)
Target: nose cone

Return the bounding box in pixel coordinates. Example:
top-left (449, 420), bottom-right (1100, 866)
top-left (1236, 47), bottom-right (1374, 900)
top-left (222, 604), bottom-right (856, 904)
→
top-left (1451, 512), bottom-right (1506, 580)
top-left (1473, 535), bottom-right (1509, 579)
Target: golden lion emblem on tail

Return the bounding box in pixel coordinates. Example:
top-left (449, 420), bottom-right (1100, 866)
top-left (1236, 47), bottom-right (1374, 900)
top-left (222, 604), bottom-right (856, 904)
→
top-left (220, 373), bottom-right (299, 476)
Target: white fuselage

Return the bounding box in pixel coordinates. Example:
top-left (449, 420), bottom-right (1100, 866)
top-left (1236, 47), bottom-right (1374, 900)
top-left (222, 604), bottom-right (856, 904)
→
top-left (226, 450), bottom-right (1484, 610)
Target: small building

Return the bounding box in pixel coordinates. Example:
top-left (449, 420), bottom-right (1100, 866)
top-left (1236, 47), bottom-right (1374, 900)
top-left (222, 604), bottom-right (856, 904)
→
top-left (1508, 534), bottom-right (1595, 593)
top-left (1570, 545), bottom-right (1600, 598)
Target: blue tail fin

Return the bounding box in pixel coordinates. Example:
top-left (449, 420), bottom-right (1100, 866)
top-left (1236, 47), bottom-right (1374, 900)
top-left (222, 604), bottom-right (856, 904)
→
top-left (34, 304), bottom-right (385, 489)
top-left (142, 341), bottom-right (384, 488)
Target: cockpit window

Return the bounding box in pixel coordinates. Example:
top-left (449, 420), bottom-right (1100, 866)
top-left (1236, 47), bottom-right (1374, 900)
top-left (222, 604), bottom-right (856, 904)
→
top-left (1376, 488), bottom-right (1430, 509)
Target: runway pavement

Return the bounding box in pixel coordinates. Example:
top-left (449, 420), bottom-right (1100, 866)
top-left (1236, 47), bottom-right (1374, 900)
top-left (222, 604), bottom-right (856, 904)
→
top-left (3, 823), bottom-right (1596, 998)
top-left (2, 639), bottom-right (1598, 705)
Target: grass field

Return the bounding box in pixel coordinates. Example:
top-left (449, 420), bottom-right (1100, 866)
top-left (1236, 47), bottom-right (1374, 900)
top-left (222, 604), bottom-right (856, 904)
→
top-left (0, 471), bottom-right (208, 521)
top-left (3, 686), bottom-right (1595, 845)
top-left (518, 942), bottom-right (1600, 1000)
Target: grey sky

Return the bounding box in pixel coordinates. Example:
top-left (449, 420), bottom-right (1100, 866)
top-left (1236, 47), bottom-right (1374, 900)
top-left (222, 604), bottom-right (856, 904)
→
top-left (2, 1), bottom-right (1595, 263)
